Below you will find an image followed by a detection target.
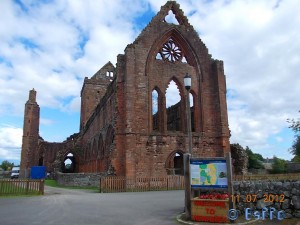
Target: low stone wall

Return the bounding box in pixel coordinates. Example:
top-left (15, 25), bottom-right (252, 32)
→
top-left (287, 163), bottom-right (300, 173)
top-left (56, 172), bottom-right (106, 187)
top-left (233, 180), bottom-right (300, 218)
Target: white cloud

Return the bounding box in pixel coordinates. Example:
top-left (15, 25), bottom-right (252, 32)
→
top-left (0, 0), bottom-right (148, 116)
top-left (0, 125), bottom-right (22, 161)
top-left (0, 0), bottom-right (151, 161)
top-left (61, 96), bottom-right (81, 113)
top-left (275, 137), bottom-right (283, 143)
top-left (0, 0), bottom-right (299, 162)
top-left (178, 0), bottom-right (299, 159)
top-left (40, 118), bottom-right (55, 126)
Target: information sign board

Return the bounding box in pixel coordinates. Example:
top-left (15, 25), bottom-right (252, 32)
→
top-left (190, 159), bottom-right (228, 188)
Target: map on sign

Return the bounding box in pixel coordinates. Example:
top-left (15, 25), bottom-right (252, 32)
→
top-left (190, 159), bottom-right (228, 188)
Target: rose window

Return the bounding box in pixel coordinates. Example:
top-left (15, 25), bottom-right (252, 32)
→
top-left (159, 39), bottom-right (183, 62)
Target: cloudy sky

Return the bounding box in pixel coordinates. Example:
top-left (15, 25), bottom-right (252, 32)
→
top-left (0, 0), bottom-right (299, 165)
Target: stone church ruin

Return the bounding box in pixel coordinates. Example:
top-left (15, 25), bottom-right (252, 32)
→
top-left (20, 1), bottom-right (230, 179)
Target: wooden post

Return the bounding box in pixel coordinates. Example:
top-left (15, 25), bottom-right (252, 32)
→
top-left (0, 181), bottom-right (3, 195)
top-left (167, 176), bottom-right (169, 190)
top-left (39, 180), bottom-right (44, 195)
top-left (184, 153), bottom-right (191, 220)
top-left (148, 177), bottom-right (150, 191)
top-left (99, 177), bottom-right (102, 193)
top-left (25, 180), bottom-right (29, 195)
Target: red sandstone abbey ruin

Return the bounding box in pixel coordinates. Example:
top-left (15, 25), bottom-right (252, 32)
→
top-left (20, 1), bottom-right (230, 178)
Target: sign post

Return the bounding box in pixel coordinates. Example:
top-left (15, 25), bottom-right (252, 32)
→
top-left (184, 153), bottom-right (191, 220)
top-left (187, 152), bottom-right (234, 223)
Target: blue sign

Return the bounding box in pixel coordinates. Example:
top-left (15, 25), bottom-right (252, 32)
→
top-left (30, 166), bottom-right (46, 179)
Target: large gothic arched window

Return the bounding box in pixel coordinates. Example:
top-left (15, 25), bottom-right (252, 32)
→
top-left (166, 80), bottom-right (182, 131)
top-left (152, 89), bottom-right (159, 131)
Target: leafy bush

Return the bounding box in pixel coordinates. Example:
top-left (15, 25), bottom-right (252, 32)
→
top-left (271, 156), bottom-right (287, 174)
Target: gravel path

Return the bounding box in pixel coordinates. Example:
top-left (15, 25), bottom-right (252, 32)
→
top-left (0, 186), bottom-right (184, 225)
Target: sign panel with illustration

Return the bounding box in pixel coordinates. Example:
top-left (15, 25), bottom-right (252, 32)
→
top-left (190, 159), bottom-right (228, 188)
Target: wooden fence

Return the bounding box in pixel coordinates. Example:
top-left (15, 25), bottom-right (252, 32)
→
top-left (100, 176), bottom-right (184, 193)
top-left (233, 173), bottom-right (300, 181)
top-left (0, 179), bottom-right (44, 196)
top-left (100, 173), bottom-right (300, 193)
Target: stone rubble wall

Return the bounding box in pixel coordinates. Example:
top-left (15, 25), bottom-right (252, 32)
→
top-left (230, 143), bottom-right (248, 175)
top-left (233, 180), bottom-right (300, 218)
top-left (56, 172), bottom-right (106, 187)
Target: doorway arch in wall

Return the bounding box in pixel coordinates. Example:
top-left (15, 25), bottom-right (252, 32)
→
top-left (62, 152), bottom-right (76, 173)
top-left (165, 150), bottom-right (184, 175)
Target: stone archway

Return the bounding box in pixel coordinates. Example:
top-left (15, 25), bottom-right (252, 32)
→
top-left (62, 153), bottom-right (76, 173)
top-left (165, 150), bottom-right (184, 175)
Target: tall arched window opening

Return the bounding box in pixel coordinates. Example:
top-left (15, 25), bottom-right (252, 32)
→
top-left (152, 90), bottom-right (159, 131)
top-left (166, 80), bottom-right (182, 131)
top-left (189, 93), bottom-right (195, 132)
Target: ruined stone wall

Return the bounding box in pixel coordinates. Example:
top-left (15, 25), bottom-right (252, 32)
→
top-left (115, 2), bottom-right (230, 178)
top-left (233, 180), bottom-right (300, 218)
top-left (80, 62), bottom-right (115, 130)
top-left (153, 104), bottom-right (195, 132)
top-left (80, 78), bottom-right (110, 130)
top-left (231, 143), bottom-right (248, 175)
top-left (79, 79), bottom-right (117, 174)
top-left (33, 73), bottom-right (118, 175)
top-left (38, 142), bottom-right (62, 172)
top-left (20, 1), bottom-right (230, 179)
top-left (132, 134), bottom-right (222, 177)
top-left (38, 136), bottom-right (83, 173)
top-left (56, 172), bottom-right (106, 187)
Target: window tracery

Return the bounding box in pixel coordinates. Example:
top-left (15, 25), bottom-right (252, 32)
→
top-left (156, 38), bottom-right (187, 63)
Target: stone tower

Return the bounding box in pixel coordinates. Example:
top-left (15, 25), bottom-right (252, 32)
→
top-left (80, 62), bottom-right (116, 130)
top-left (20, 89), bottom-right (40, 177)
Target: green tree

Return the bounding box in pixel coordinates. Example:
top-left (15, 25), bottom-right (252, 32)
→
top-left (245, 146), bottom-right (264, 169)
top-left (290, 136), bottom-right (300, 161)
top-left (287, 111), bottom-right (300, 133)
top-left (292, 155), bottom-right (300, 163)
top-left (287, 111), bottom-right (300, 160)
top-left (0, 160), bottom-right (14, 171)
top-left (271, 156), bottom-right (287, 174)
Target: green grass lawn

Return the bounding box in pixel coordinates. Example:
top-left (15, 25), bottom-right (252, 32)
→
top-left (45, 179), bottom-right (99, 191)
top-left (44, 179), bottom-right (58, 187)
